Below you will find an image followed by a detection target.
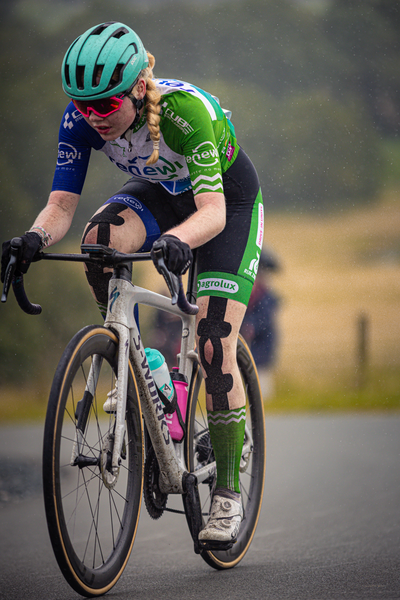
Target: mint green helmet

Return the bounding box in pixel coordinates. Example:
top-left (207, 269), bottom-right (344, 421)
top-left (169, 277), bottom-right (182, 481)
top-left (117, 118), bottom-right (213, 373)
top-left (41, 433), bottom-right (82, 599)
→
top-left (62, 22), bottom-right (149, 100)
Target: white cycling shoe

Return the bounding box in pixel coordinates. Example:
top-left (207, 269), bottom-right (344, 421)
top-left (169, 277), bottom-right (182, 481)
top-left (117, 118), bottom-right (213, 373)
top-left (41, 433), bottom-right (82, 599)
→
top-left (198, 489), bottom-right (243, 550)
top-left (103, 383), bottom-right (118, 413)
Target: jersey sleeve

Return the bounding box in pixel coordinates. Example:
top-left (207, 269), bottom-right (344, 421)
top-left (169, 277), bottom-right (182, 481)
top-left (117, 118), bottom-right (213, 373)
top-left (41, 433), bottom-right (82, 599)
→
top-left (51, 102), bottom-right (105, 195)
top-left (160, 90), bottom-right (227, 197)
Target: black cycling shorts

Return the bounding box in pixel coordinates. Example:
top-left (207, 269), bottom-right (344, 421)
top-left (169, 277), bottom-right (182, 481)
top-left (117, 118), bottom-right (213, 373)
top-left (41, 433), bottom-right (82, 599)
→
top-left (103, 147), bottom-right (264, 305)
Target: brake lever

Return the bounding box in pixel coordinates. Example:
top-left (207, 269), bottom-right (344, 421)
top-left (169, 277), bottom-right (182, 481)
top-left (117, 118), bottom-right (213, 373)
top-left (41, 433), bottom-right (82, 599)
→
top-left (153, 248), bottom-right (180, 305)
top-left (152, 243), bottom-right (198, 314)
top-left (1, 237), bottom-right (42, 314)
top-left (1, 237), bottom-right (22, 303)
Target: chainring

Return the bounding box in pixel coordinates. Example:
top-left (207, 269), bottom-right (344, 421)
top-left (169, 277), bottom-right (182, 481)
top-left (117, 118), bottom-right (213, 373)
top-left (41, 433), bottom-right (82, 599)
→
top-left (143, 445), bottom-right (168, 519)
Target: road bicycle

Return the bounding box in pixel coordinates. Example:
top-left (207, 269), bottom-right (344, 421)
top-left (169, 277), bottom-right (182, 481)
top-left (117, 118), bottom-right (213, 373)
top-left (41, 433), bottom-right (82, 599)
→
top-left (2, 237), bottom-right (266, 598)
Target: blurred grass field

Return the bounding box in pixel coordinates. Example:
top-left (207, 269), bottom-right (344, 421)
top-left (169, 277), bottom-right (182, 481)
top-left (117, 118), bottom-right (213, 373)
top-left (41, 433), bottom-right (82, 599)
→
top-left (263, 191), bottom-right (400, 412)
top-left (1, 194), bottom-right (399, 421)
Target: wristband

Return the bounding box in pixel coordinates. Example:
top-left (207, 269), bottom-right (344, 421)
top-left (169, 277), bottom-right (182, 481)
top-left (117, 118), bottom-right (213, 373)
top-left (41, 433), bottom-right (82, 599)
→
top-left (26, 226), bottom-right (53, 249)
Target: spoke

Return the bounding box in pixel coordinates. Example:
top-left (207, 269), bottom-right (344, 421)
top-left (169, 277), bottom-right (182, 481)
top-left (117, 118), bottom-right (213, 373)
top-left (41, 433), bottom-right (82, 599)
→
top-left (109, 491), bottom-right (116, 551)
top-left (50, 340), bottom-right (143, 582)
top-left (64, 359), bottom-right (89, 429)
top-left (92, 472), bottom-right (103, 569)
top-left (69, 464), bottom-right (81, 542)
top-left (240, 478), bottom-right (251, 503)
top-left (78, 417), bottom-right (105, 459)
top-left (193, 425), bottom-right (208, 440)
top-left (200, 488), bottom-right (212, 515)
top-left (81, 469), bottom-right (106, 567)
top-left (60, 432), bottom-right (80, 445)
top-left (73, 357), bottom-right (115, 567)
top-left (108, 483), bottom-right (129, 504)
top-left (64, 402), bottom-right (78, 428)
top-left (65, 475), bottom-right (90, 530)
top-left (62, 469), bottom-right (100, 505)
top-left (119, 462), bottom-right (133, 474)
top-left (108, 486), bottom-right (127, 551)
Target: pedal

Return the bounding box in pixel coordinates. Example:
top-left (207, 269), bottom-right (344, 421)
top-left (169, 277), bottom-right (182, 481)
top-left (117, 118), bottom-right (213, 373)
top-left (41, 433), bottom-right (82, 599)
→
top-left (198, 539), bottom-right (236, 552)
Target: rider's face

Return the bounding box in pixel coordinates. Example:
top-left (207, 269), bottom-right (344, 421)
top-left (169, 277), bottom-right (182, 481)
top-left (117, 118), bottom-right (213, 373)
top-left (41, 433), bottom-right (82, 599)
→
top-left (84, 96), bottom-right (137, 140)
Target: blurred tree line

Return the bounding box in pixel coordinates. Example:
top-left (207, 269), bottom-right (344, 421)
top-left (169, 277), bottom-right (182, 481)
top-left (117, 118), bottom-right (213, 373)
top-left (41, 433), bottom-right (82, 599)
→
top-left (1, 0), bottom-right (400, 388)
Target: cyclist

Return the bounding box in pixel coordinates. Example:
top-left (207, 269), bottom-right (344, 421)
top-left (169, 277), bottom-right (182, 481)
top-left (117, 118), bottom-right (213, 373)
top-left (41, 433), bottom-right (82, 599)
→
top-left (1, 21), bottom-right (264, 550)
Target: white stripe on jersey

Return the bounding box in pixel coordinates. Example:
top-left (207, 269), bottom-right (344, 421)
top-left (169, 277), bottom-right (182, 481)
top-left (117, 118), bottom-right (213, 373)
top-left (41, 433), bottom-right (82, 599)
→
top-left (155, 79), bottom-right (217, 120)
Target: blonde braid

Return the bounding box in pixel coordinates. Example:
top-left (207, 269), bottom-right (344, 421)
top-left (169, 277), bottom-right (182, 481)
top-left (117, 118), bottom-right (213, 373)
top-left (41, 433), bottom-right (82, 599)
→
top-left (142, 52), bottom-right (162, 165)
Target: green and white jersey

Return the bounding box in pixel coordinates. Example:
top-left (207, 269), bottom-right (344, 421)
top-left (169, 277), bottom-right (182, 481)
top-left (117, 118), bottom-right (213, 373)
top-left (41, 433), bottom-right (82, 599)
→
top-left (107, 79), bottom-right (239, 196)
top-left (53, 79), bottom-right (263, 307)
top-left (54, 79), bottom-right (239, 198)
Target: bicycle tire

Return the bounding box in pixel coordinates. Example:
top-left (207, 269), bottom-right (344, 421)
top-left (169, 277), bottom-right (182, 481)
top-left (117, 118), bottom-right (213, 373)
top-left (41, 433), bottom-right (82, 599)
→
top-left (184, 334), bottom-right (266, 569)
top-left (43, 325), bottom-right (144, 597)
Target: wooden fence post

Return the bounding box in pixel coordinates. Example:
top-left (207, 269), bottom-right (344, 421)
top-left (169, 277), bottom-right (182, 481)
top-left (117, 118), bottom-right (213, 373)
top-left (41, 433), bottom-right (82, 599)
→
top-left (356, 311), bottom-right (369, 389)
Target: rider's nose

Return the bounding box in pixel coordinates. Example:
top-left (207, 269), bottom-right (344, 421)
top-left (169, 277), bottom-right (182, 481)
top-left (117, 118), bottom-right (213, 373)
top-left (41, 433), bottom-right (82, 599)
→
top-left (88, 111), bottom-right (103, 123)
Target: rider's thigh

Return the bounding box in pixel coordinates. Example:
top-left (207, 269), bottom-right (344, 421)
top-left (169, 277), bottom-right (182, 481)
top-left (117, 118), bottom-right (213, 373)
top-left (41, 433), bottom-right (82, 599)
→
top-left (109, 207), bottom-right (147, 253)
top-left (82, 204), bottom-right (147, 253)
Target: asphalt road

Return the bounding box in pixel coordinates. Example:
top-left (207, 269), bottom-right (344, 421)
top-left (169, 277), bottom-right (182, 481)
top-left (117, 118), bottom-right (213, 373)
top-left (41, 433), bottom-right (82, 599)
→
top-left (0, 415), bottom-right (399, 600)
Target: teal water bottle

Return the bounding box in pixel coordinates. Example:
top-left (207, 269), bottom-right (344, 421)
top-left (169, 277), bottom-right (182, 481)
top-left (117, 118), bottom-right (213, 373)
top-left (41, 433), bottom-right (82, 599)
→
top-left (144, 348), bottom-right (175, 404)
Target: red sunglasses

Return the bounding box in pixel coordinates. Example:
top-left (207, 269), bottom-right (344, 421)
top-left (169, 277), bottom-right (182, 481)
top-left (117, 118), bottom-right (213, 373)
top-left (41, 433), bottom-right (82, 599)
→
top-left (72, 93), bottom-right (125, 118)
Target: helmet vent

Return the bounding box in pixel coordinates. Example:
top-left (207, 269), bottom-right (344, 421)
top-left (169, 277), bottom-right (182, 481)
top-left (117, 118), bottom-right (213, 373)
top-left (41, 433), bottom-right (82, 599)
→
top-left (92, 23), bottom-right (109, 36)
top-left (64, 65), bottom-right (70, 86)
top-left (76, 66), bottom-right (85, 90)
top-left (113, 30), bottom-right (127, 39)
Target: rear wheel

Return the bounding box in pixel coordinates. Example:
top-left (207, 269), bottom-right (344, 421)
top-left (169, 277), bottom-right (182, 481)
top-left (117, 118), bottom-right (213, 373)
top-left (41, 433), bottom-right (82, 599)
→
top-left (43, 325), bottom-right (144, 597)
top-left (184, 335), bottom-right (266, 569)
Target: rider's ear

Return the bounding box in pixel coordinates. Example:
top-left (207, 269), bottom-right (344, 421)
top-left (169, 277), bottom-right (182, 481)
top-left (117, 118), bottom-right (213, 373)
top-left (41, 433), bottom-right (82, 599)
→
top-left (135, 79), bottom-right (146, 100)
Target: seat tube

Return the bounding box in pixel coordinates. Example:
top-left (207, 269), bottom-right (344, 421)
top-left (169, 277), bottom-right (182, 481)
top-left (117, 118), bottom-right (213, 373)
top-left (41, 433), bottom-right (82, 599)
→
top-left (129, 317), bottom-right (185, 494)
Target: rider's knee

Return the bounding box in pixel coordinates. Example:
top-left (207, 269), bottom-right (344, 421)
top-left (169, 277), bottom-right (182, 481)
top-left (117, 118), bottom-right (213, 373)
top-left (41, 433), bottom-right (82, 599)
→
top-left (81, 203), bottom-right (127, 248)
top-left (81, 224), bottom-right (97, 246)
top-left (199, 339), bottom-right (214, 367)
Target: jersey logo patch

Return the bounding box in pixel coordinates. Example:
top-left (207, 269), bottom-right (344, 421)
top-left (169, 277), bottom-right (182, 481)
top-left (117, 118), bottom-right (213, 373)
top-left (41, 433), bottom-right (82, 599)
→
top-left (63, 113), bottom-right (74, 130)
top-left (185, 141), bottom-right (219, 167)
top-left (197, 278), bottom-right (239, 293)
top-left (245, 252), bottom-right (260, 280)
top-left (57, 142), bottom-right (82, 166)
top-left (162, 103), bottom-right (194, 135)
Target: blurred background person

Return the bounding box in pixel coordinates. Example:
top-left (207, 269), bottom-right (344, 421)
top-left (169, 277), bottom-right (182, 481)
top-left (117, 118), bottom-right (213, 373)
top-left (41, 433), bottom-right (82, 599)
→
top-left (240, 248), bottom-right (281, 400)
top-left (147, 291), bottom-right (182, 369)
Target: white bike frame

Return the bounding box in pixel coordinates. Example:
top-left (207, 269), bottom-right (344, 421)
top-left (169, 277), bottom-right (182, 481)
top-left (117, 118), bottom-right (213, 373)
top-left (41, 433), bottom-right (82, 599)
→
top-left (104, 277), bottom-right (197, 494)
top-left (74, 274), bottom-right (254, 497)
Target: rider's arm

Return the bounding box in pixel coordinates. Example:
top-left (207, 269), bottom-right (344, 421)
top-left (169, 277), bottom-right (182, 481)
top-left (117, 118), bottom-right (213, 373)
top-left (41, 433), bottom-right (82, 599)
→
top-left (157, 90), bottom-right (230, 249)
top-left (30, 190), bottom-right (80, 247)
top-left (166, 191), bottom-right (226, 249)
top-left (28, 102), bottom-right (97, 247)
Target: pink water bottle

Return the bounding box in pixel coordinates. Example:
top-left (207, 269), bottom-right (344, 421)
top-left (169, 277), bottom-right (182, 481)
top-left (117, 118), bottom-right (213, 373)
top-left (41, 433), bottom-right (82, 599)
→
top-left (166, 368), bottom-right (188, 442)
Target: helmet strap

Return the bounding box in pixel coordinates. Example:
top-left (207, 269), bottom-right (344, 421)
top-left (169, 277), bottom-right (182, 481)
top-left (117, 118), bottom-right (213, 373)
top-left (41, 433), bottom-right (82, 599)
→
top-left (122, 95), bottom-right (146, 147)
top-left (129, 95), bottom-right (144, 126)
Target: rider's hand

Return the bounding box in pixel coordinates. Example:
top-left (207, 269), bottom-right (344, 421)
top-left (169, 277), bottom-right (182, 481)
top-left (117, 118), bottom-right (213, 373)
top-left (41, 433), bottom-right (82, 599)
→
top-left (1, 232), bottom-right (42, 282)
top-left (151, 234), bottom-right (193, 276)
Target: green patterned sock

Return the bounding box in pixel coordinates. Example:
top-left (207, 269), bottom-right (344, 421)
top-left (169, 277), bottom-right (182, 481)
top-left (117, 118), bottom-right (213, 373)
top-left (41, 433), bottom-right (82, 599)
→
top-left (207, 407), bottom-right (246, 493)
top-left (96, 300), bottom-right (107, 320)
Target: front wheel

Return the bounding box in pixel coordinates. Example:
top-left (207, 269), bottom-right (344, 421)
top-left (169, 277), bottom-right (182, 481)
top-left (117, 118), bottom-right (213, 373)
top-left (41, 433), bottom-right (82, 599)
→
top-left (42, 325), bottom-right (144, 597)
top-left (184, 334), bottom-right (266, 569)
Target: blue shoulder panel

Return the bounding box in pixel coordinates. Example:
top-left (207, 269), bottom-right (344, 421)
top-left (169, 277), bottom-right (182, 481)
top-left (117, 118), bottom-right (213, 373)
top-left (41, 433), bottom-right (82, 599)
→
top-left (51, 102), bottom-right (105, 195)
